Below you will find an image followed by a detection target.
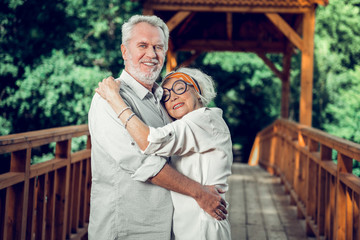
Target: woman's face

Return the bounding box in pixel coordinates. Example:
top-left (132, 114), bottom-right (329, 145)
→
top-left (162, 77), bottom-right (202, 119)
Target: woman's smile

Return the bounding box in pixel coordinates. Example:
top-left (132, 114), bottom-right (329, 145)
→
top-left (173, 102), bottom-right (184, 110)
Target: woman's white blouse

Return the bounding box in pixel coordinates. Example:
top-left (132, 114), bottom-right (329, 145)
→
top-left (144, 107), bottom-right (233, 240)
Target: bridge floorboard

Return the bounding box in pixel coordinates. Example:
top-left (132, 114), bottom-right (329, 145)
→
top-left (227, 163), bottom-right (316, 240)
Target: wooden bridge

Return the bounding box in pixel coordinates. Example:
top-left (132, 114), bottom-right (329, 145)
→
top-left (2, 1), bottom-right (355, 239)
top-left (1, 119), bottom-right (360, 239)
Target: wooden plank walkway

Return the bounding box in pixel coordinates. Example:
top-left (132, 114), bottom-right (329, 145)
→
top-left (227, 163), bottom-right (315, 240)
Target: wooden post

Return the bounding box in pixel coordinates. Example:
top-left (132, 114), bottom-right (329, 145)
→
top-left (305, 139), bottom-right (318, 236)
top-left (318, 144), bottom-right (332, 237)
top-left (299, 8), bottom-right (315, 126)
top-left (54, 140), bottom-right (71, 240)
top-left (166, 40), bottom-right (177, 73)
top-left (281, 47), bottom-right (292, 119)
top-left (335, 153), bottom-right (352, 239)
top-left (3, 149), bottom-right (31, 240)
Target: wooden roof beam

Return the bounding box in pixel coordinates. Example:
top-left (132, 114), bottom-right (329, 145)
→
top-left (143, 4), bottom-right (311, 14)
top-left (178, 40), bottom-right (285, 52)
top-left (310, 0), bottom-right (329, 6)
top-left (265, 13), bottom-right (304, 52)
top-left (166, 11), bottom-right (191, 32)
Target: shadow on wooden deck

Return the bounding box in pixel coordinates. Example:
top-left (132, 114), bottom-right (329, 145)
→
top-left (227, 163), bottom-right (316, 240)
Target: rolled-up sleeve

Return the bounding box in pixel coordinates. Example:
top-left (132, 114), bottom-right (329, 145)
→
top-left (143, 117), bottom-right (207, 157)
top-left (131, 154), bottom-right (167, 181)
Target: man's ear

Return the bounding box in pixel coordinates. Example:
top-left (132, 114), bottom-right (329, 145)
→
top-left (121, 44), bottom-right (127, 61)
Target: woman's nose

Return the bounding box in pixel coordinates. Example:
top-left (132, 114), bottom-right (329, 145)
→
top-left (170, 92), bottom-right (179, 101)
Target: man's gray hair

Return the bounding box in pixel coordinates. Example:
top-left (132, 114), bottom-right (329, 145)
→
top-left (161, 67), bottom-right (217, 106)
top-left (122, 15), bottom-right (169, 52)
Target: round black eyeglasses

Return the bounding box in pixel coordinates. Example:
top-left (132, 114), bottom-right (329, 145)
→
top-left (162, 80), bottom-right (192, 103)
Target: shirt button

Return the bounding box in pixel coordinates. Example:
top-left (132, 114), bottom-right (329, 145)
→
top-left (131, 142), bottom-right (135, 146)
top-left (169, 133), bottom-right (172, 136)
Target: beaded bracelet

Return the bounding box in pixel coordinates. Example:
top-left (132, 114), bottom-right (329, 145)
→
top-left (124, 113), bottom-right (136, 129)
top-left (117, 106), bottom-right (131, 118)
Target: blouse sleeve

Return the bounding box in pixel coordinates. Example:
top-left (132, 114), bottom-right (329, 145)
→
top-left (142, 109), bottom-right (210, 157)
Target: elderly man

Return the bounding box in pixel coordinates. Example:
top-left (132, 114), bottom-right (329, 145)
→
top-left (88, 15), bottom-right (227, 239)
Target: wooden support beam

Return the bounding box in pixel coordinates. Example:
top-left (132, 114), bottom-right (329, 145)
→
top-left (177, 12), bottom-right (196, 35)
top-left (256, 52), bottom-right (283, 80)
top-left (166, 11), bottom-right (191, 32)
top-left (299, 9), bottom-right (315, 126)
top-left (265, 13), bottom-right (304, 51)
top-left (257, 50), bottom-right (292, 119)
top-left (226, 12), bottom-right (233, 40)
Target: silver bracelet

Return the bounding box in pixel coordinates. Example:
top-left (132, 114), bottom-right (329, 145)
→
top-left (124, 113), bottom-right (136, 129)
top-left (117, 106), bottom-right (131, 118)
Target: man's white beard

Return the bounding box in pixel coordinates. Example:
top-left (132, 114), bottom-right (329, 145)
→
top-left (127, 56), bottom-right (163, 85)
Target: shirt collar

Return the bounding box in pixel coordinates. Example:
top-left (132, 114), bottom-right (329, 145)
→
top-left (120, 70), bottom-right (163, 100)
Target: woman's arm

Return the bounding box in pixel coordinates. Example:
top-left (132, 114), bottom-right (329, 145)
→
top-left (95, 77), bottom-right (150, 151)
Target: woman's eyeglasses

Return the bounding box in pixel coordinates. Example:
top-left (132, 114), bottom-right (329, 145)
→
top-left (162, 80), bottom-right (193, 103)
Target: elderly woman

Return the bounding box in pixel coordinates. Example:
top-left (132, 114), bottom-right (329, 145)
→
top-left (96, 68), bottom-right (233, 240)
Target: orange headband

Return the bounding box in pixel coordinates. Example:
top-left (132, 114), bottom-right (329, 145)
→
top-left (164, 72), bottom-right (202, 94)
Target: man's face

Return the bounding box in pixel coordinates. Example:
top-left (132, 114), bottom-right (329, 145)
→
top-left (122, 22), bottom-right (166, 85)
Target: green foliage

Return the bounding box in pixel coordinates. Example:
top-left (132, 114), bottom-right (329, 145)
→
top-left (315, 0), bottom-right (360, 71)
top-left (63, 0), bottom-right (141, 74)
top-left (0, 0), bottom-right (139, 135)
top-left (322, 67), bottom-right (360, 142)
top-left (314, 0), bottom-right (360, 143)
top-left (1, 50), bottom-right (111, 132)
top-left (0, 117), bottom-right (12, 135)
top-left (32, 152), bottom-right (54, 165)
top-left (314, 0), bottom-right (360, 174)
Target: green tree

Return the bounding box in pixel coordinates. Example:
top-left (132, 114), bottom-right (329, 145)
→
top-left (322, 67), bottom-right (360, 143)
top-left (314, 0), bottom-right (360, 130)
top-left (1, 50), bottom-right (111, 133)
top-left (0, 0), bottom-right (140, 135)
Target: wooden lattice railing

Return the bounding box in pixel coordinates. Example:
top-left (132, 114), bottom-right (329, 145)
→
top-left (248, 118), bottom-right (360, 240)
top-left (0, 125), bottom-right (91, 240)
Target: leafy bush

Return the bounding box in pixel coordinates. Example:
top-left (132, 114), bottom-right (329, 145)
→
top-left (1, 50), bottom-right (111, 133)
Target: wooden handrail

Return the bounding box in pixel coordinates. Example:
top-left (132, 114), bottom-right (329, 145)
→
top-left (248, 118), bottom-right (360, 239)
top-left (0, 124), bottom-right (91, 240)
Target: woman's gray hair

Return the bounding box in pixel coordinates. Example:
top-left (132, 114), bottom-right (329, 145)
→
top-left (162, 67), bottom-right (217, 106)
top-left (122, 15), bottom-right (169, 52)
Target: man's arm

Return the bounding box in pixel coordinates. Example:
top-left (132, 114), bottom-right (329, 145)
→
top-left (95, 77), bottom-right (228, 220)
top-left (149, 164), bottom-right (227, 220)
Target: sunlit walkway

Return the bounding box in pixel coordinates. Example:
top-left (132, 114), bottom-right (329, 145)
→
top-left (227, 163), bottom-right (315, 240)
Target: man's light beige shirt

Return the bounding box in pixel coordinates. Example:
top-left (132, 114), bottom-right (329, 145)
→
top-left (88, 70), bottom-right (173, 239)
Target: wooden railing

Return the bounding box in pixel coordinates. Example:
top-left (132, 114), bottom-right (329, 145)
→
top-left (0, 125), bottom-right (91, 240)
top-left (248, 118), bottom-right (360, 240)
